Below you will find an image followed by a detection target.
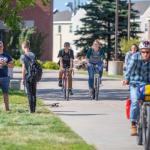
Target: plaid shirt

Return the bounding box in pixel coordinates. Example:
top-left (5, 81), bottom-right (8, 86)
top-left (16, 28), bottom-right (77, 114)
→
top-left (125, 52), bottom-right (150, 84)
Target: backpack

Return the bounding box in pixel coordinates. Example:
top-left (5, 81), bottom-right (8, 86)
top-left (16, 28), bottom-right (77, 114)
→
top-left (24, 55), bottom-right (43, 82)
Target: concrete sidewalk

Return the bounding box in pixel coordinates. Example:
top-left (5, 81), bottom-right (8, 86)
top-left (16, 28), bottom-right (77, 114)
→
top-left (13, 69), bottom-right (143, 150)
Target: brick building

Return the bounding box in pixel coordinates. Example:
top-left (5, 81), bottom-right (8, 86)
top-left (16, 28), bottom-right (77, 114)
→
top-left (0, 0), bottom-right (53, 60)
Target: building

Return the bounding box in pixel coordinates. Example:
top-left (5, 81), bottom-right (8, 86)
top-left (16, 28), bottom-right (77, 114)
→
top-left (0, 0), bottom-right (53, 60)
top-left (53, 10), bottom-right (73, 62)
top-left (53, 9), bottom-right (86, 62)
top-left (53, 1), bottom-right (150, 62)
top-left (132, 1), bottom-right (150, 40)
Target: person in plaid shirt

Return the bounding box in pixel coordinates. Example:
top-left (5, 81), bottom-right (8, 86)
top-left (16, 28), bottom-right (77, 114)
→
top-left (123, 40), bottom-right (150, 136)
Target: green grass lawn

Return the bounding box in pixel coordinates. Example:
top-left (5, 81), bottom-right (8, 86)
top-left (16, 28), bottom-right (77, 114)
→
top-left (0, 90), bottom-right (95, 150)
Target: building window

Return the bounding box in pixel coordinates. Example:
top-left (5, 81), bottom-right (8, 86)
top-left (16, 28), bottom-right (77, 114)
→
top-left (145, 23), bottom-right (148, 32)
top-left (69, 25), bottom-right (72, 33)
top-left (23, 20), bottom-right (34, 28)
top-left (58, 25), bottom-right (61, 33)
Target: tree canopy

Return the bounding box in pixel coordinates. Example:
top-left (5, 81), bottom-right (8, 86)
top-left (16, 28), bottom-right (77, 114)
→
top-left (75, 0), bottom-right (140, 59)
top-left (0, 0), bottom-right (50, 30)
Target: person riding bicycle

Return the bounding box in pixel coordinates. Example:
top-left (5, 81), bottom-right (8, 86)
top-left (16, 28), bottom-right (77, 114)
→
top-left (123, 40), bottom-right (150, 136)
top-left (86, 39), bottom-right (105, 97)
top-left (58, 42), bottom-right (74, 95)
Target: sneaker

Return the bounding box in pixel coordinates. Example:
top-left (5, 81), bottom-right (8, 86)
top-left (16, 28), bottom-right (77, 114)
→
top-left (69, 89), bottom-right (73, 95)
top-left (58, 79), bottom-right (62, 87)
top-left (131, 125), bottom-right (137, 136)
top-left (89, 89), bottom-right (93, 97)
top-left (92, 89), bottom-right (95, 99)
top-left (89, 88), bottom-right (95, 99)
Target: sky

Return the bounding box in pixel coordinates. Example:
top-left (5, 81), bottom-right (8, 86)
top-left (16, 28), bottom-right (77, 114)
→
top-left (54, 0), bottom-right (150, 11)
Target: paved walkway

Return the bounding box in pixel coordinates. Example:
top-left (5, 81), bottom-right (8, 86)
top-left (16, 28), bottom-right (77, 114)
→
top-left (14, 68), bottom-right (143, 150)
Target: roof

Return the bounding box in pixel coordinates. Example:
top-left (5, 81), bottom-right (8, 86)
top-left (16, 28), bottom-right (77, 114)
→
top-left (133, 1), bottom-right (150, 15)
top-left (54, 10), bottom-right (72, 22)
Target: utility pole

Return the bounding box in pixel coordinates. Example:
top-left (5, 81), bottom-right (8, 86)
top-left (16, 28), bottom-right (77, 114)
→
top-left (115, 0), bottom-right (119, 60)
top-left (128, 0), bottom-right (131, 40)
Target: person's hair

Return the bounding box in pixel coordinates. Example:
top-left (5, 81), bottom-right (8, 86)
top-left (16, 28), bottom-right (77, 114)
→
top-left (22, 40), bottom-right (30, 48)
top-left (92, 39), bottom-right (102, 49)
top-left (131, 44), bottom-right (138, 51)
top-left (64, 42), bottom-right (70, 47)
top-left (93, 39), bottom-right (102, 45)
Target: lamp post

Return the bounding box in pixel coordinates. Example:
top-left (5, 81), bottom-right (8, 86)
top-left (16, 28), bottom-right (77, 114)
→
top-left (115, 0), bottom-right (119, 60)
top-left (128, 0), bottom-right (131, 40)
top-left (65, 0), bottom-right (80, 15)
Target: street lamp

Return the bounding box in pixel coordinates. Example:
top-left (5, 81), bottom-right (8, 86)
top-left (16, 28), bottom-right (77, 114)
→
top-left (115, 0), bottom-right (119, 60)
top-left (53, 8), bottom-right (59, 14)
top-left (128, 0), bottom-right (131, 40)
top-left (65, 0), bottom-right (80, 15)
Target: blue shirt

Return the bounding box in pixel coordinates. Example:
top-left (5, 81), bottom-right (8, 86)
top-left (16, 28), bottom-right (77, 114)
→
top-left (86, 48), bottom-right (105, 64)
top-left (124, 51), bottom-right (134, 70)
top-left (125, 52), bottom-right (150, 84)
top-left (0, 53), bottom-right (12, 78)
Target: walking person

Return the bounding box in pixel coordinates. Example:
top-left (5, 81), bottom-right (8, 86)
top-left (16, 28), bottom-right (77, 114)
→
top-left (124, 44), bottom-right (138, 72)
top-left (123, 40), bottom-right (150, 136)
top-left (0, 41), bottom-right (13, 111)
top-left (58, 42), bottom-right (74, 95)
top-left (86, 39), bottom-right (105, 97)
top-left (20, 40), bottom-right (37, 113)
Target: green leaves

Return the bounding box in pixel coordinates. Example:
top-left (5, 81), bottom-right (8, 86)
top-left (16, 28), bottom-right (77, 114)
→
top-left (75, 0), bottom-right (140, 57)
top-left (0, 0), bottom-right (50, 30)
top-left (120, 38), bottom-right (140, 54)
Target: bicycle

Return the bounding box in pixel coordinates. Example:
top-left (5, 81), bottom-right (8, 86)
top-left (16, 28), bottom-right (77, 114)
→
top-left (62, 68), bottom-right (71, 101)
top-left (91, 64), bottom-right (102, 100)
top-left (137, 89), bottom-right (150, 150)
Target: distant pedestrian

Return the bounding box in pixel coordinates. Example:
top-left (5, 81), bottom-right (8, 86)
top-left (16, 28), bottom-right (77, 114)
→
top-left (0, 41), bottom-right (13, 111)
top-left (124, 44), bottom-right (138, 72)
top-left (20, 40), bottom-right (37, 113)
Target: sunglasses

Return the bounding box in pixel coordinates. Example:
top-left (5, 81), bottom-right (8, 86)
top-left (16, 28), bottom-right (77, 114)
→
top-left (141, 51), bottom-right (150, 54)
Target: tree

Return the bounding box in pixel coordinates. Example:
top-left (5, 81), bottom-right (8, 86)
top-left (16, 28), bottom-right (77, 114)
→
top-left (120, 38), bottom-right (140, 54)
top-left (75, 0), bottom-right (140, 60)
top-left (0, 0), bottom-right (50, 30)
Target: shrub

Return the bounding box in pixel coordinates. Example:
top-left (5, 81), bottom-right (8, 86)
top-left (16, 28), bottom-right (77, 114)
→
top-left (42, 61), bottom-right (59, 70)
top-left (14, 59), bottom-right (22, 67)
top-left (14, 59), bottom-right (59, 70)
top-left (120, 38), bottom-right (140, 54)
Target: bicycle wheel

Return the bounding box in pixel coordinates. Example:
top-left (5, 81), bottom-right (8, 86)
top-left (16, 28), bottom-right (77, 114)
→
top-left (66, 75), bottom-right (69, 101)
top-left (137, 105), bottom-right (143, 145)
top-left (63, 79), bottom-right (67, 100)
top-left (142, 105), bottom-right (150, 150)
top-left (67, 89), bottom-right (70, 101)
top-left (95, 77), bottom-right (100, 100)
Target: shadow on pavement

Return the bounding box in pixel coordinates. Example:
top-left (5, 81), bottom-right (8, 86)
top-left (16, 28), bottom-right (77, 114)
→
top-left (52, 113), bottom-right (108, 116)
top-left (37, 88), bottom-right (129, 101)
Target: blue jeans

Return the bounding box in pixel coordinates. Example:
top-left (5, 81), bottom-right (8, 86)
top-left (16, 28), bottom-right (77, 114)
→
top-left (87, 62), bottom-right (103, 89)
top-left (25, 79), bottom-right (37, 113)
top-left (130, 83), bottom-right (145, 122)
